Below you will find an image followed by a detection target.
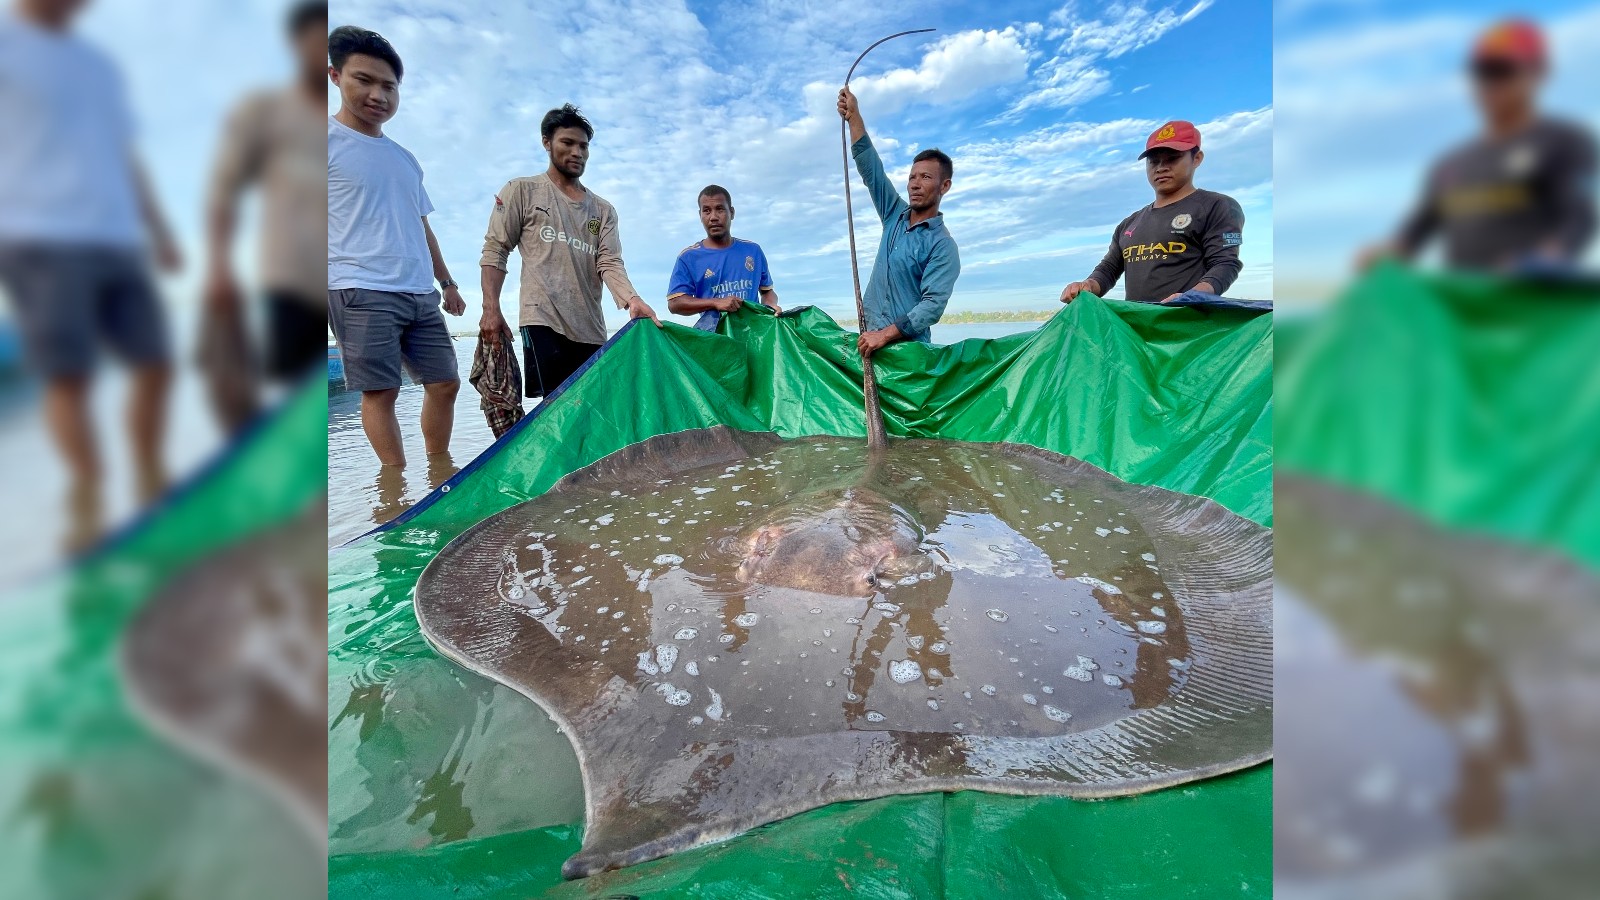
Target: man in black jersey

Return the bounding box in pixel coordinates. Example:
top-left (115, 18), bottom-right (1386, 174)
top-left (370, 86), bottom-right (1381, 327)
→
top-left (1060, 120), bottom-right (1245, 304)
top-left (1361, 19), bottom-right (1596, 272)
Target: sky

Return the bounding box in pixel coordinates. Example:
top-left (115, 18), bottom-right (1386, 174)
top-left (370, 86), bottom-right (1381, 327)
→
top-left (1275, 0), bottom-right (1600, 301)
top-left (76, 0), bottom-right (1273, 333)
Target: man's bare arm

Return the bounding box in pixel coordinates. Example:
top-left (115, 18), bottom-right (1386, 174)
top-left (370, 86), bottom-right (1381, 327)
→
top-left (422, 216), bottom-right (465, 315)
top-left (133, 158), bottom-right (181, 272)
top-left (480, 265), bottom-right (510, 333)
top-left (668, 293), bottom-right (741, 315)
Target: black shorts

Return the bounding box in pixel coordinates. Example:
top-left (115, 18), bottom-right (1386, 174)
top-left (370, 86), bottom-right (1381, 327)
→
top-left (521, 325), bottom-right (601, 399)
top-left (263, 292), bottom-right (327, 380)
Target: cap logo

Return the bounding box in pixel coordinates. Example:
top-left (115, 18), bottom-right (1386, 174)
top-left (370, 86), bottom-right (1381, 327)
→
top-left (1171, 213), bottom-right (1193, 230)
top-left (1156, 124), bottom-right (1177, 141)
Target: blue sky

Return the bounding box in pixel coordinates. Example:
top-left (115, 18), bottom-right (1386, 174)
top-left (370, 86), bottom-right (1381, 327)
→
top-left (79, 0), bottom-right (1270, 333)
top-left (1275, 0), bottom-right (1600, 299)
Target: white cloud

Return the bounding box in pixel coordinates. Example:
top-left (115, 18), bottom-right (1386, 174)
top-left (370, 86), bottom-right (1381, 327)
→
top-left (1003, 1), bottom-right (1214, 120)
top-left (1048, 0), bottom-right (1214, 57)
top-left (848, 28), bottom-right (1031, 114)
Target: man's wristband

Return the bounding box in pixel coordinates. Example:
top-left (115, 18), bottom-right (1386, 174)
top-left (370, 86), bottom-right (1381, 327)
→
top-left (439, 277), bottom-right (458, 290)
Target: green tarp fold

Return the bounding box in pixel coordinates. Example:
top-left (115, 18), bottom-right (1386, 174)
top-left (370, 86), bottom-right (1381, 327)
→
top-left (1276, 262), bottom-right (1600, 568)
top-left (329, 296), bottom-right (1272, 899)
top-left (0, 382), bottom-right (329, 898)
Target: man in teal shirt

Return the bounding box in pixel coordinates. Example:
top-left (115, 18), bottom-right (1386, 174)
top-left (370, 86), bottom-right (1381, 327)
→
top-left (837, 86), bottom-right (961, 355)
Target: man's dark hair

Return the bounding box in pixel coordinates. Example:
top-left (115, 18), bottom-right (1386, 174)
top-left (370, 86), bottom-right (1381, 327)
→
top-left (287, 1), bottom-right (326, 35)
top-left (328, 25), bottom-right (403, 81)
top-left (541, 104), bottom-right (595, 141)
top-left (698, 184), bottom-right (732, 207)
top-left (914, 148), bottom-right (954, 182)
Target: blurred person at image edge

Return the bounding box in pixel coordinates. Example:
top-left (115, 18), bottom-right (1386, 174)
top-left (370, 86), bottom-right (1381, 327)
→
top-left (1361, 18), bottom-right (1596, 273)
top-left (201, 1), bottom-right (329, 431)
top-left (0, 0), bottom-right (183, 551)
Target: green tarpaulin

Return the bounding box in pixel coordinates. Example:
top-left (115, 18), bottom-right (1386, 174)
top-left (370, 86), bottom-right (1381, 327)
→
top-left (0, 382), bottom-right (329, 898)
top-left (1276, 262), bottom-right (1600, 568)
top-left (328, 296), bottom-right (1273, 899)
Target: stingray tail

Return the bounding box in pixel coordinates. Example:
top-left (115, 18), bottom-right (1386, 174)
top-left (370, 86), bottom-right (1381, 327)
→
top-left (862, 356), bottom-right (888, 452)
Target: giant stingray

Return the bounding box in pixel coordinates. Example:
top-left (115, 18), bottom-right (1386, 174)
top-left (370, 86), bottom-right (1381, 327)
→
top-left (415, 427), bottom-right (1273, 877)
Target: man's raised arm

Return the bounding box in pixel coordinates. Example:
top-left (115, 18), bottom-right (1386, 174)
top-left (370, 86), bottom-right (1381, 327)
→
top-left (838, 86), bottom-right (906, 224)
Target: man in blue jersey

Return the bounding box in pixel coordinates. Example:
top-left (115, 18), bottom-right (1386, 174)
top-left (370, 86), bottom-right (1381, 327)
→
top-left (667, 185), bottom-right (780, 331)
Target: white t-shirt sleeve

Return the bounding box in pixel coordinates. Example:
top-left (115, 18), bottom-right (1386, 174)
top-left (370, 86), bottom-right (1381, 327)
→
top-left (419, 177), bottom-right (435, 218)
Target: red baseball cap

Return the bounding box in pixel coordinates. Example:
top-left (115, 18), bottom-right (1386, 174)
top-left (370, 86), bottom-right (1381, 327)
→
top-left (1139, 120), bottom-right (1200, 159)
top-left (1471, 19), bottom-right (1546, 67)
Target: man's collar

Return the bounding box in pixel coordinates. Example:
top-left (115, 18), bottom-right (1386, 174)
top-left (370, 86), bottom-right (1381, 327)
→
top-left (905, 210), bottom-right (945, 231)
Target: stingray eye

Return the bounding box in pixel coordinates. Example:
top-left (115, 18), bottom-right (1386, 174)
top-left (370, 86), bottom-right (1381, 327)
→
top-left (752, 529), bottom-right (777, 556)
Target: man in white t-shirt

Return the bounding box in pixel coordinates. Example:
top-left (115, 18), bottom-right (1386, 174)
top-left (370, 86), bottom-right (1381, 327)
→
top-left (326, 25), bottom-right (465, 470)
top-left (0, 0), bottom-right (184, 550)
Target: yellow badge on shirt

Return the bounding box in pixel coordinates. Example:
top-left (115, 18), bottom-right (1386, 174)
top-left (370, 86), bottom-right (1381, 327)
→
top-left (745, 256), bottom-right (755, 272)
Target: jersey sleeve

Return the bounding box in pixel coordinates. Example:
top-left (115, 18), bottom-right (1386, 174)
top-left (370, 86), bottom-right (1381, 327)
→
top-left (668, 251), bottom-right (697, 298)
top-left (756, 246), bottom-right (773, 290)
top-left (894, 235), bottom-right (960, 336)
top-left (851, 134), bottom-right (908, 225)
top-left (595, 202), bottom-right (642, 309)
top-left (1087, 217), bottom-right (1128, 295)
top-left (418, 177), bottom-right (436, 218)
top-left (479, 180), bottom-right (523, 271)
top-left (1197, 196), bottom-right (1245, 294)
top-left (1394, 161), bottom-right (1442, 258)
top-left (1551, 125), bottom-right (1597, 259)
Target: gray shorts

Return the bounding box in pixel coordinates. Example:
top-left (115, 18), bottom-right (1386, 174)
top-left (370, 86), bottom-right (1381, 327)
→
top-left (0, 243), bottom-right (171, 378)
top-left (328, 287), bottom-right (459, 392)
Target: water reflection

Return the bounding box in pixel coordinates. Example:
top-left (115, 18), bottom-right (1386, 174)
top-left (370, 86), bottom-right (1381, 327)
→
top-left (1274, 476), bottom-right (1598, 895)
top-left (370, 465), bottom-right (408, 527)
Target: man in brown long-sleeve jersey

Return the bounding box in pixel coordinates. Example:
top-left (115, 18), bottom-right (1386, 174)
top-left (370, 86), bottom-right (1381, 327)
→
top-left (479, 103), bottom-right (660, 400)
